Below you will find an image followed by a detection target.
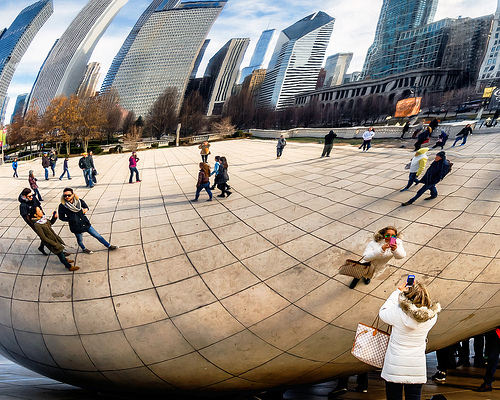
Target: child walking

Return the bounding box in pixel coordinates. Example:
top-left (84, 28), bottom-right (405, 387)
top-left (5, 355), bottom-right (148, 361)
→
top-left (12, 158), bottom-right (19, 178)
top-left (28, 170), bottom-right (43, 202)
top-left (192, 163), bottom-right (213, 202)
top-left (59, 157), bottom-right (71, 180)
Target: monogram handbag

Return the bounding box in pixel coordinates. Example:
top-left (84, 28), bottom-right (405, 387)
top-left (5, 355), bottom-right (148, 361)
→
top-left (351, 316), bottom-right (391, 368)
top-left (338, 259), bottom-right (371, 279)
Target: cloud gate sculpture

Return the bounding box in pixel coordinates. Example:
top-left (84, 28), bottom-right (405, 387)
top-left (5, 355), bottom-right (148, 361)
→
top-left (0, 138), bottom-right (499, 395)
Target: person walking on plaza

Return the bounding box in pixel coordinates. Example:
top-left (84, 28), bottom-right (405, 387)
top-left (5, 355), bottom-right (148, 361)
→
top-left (19, 188), bottom-right (47, 255)
top-left (429, 118), bottom-right (439, 133)
top-left (215, 156), bottom-right (231, 198)
top-left (379, 280), bottom-right (440, 400)
top-left (59, 157), bottom-right (71, 180)
top-left (349, 226), bottom-right (406, 289)
top-left (452, 124), bottom-right (473, 147)
top-left (321, 130), bottom-right (337, 157)
top-left (129, 151), bottom-right (141, 183)
top-left (414, 126), bottom-right (432, 151)
top-left (12, 158), bottom-right (18, 178)
top-left (432, 130), bottom-right (448, 150)
top-left (431, 345), bottom-right (456, 383)
top-left (402, 151), bottom-right (452, 206)
top-left (199, 141), bottom-right (211, 163)
top-left (276, 135), bottom-right (286, 158)
top-left (28, 170), bottom-right (43, 202)
top-left (31, 206), bottom-right (79, 271)
top-left (49, 150), bottom-right (57, 177)
top-left (400, 148), bottom-right (428, 192)
top-left (192, 163), bottom-right (212, 202)
top-left (41, 152), bottom-right (50, 180)
top-left (78, 152), bottom-right (94, 188)
top-left (210, 155), bottom-right (221, 190)
top-left (89, 150), bottom-right (97, 184)
top-left (400, 121), bottom-right (410, 139)
top-left (477, 328), bottom-right (500, 392)
top-left (58, 188), bottom-right (118, 254)
top-left (359, 127), bottom-right (375, 151)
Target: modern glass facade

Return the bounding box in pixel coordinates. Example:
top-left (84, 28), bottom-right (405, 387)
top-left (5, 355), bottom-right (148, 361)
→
top-left (477, 1), bottom-right (500, 89)
top-left (76, 62), bottom-right (102, 98)
top-left (0, 0), bottom-right (53, 119)
top-left (28, 0), bottom-right (128, 114)
top-left (111, 0), bottom-right (227, 117)
top-left (11, 93), bottom-right (29, 124)
top-left (239, 29), bottom-right (275, 83)
top-left (362, 0), bottom-right (438, 79)
top-left (258, 11), bottom-right (335, 110)
top-left (203, 38), bottom-right (250, 116)
top-left (323, 52), bottom-right (353, 87)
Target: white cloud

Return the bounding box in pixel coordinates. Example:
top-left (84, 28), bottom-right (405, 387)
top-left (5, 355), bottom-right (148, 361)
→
top-left (1, 0), bottom-right (497, 122)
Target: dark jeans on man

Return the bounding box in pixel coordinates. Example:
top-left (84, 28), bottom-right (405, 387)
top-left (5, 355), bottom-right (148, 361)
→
top-left (385, 381), bottom-right (422, 400)
top-left (321, 144), bottom-right (333, 157)
top-left (436, 345), bottom-right (456, 373)
top-left (452, 136), bottom-right (467, 146)
top-left (56, 251), bottom-right (72, 269)
top-left (408, 183), bottom-right (437, 203)
top-left (84, 168), bottom-right (94, 187)
top-left (44, 167), bottom-right (49, 180)
top-left (129, 167), bottom-right (140, 183)
top-left (403, 172), bottom-right (419, 190)
top-left (201, 154), bottom-right (208, 163)
top-left (277, 147), bottom-right (284, 157)
top-left (484, 330), bottom-right (500, 385)
top-left (60, 168), bottom-right (71, 179)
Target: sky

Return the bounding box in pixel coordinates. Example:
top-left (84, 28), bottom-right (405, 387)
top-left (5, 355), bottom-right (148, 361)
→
top-left (1, 0), bottom-right (497, 122)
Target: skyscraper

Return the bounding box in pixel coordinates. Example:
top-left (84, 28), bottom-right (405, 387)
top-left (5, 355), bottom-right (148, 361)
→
top-left (28, 0), bottom-right (128, 114)
top-left (258, 12), bottom-right (334, 110)
top-left (11, 93), bottom-right (29, 124)
top-left (362, 0), bottom-right (438, 79)
top-left (76, 62), bottom-right (102, 98)
top-left (203, 38), bottom-right (250, 116)
top-left (110, 0), bottom-right (227, 118)
top-left (0, 0), bottom-right (53, 117)
top-left (477, 0), bottom-right (500, 90)
top-left (239, 29), bottom-right (275, 83)
top-left (323, 52), bottom-right (353, 87)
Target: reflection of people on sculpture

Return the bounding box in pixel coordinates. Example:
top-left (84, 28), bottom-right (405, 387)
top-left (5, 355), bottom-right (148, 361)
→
top-left (477, 328), bottom-right (500, 392)
top-left (31, 207), bottom-right (79, 271)
top-left (327, 373), bottom-right (368, 398)
top-left (349, 227), bottom-right (406, 289)
top-left (379, 280), bottom-right (441, 400)
top-left (19, 188), bottom-right (47, 255)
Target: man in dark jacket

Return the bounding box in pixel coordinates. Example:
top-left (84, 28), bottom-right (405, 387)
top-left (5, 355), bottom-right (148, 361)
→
top-left (321, 130), bottom-right (337, 157)
top-left (78, 152), bottom-right (94, 187)
top-left (19, 188), bottom-right (47, 255)
top-left (401, 151), bottom-right (451, 206)
top-left (452, 124), bottom-right (473, 147)
top-left (41, 153), bottom-right (50, 180)
top-left (414, 127), bottom-right (432, 151)
top-left (58, 188), bottom-right (118, 253)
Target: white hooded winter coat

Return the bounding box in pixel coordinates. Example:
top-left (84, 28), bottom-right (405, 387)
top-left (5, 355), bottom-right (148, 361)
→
top-left (360, 239), bottom-right (406, 279)
top-left (379, 290), bottom-right (440, 384)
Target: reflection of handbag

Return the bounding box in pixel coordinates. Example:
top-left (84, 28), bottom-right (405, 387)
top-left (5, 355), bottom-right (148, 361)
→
top-left (352, 316), bottom-right (391, 368)
top-left (339, 259), bottom-right (371, 279)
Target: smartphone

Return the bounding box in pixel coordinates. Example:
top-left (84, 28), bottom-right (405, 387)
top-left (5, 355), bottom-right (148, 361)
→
top-left (389, 236), bottom-right (397, 246)
top-left (407, 275), bottom-right (415, 286)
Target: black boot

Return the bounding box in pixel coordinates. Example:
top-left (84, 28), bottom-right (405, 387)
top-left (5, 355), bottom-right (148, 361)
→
top-left (349, 278), bottom-right (360, 289)
top-left (38, 244), bottom-right (48, 255)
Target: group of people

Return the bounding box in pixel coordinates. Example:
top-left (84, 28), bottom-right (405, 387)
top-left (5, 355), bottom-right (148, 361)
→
top-left (192, 149), bottom-right (231, 201)
top-left (18, 187), bottom-right (119, 271)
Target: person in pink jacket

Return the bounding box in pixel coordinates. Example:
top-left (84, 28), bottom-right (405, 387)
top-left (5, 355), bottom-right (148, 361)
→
top-left (129, 151), bottom-right (141, 184)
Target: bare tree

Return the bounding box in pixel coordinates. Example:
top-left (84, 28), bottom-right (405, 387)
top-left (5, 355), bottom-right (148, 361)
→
top-left (179, 90), bottom-right (205, 137)
top-left (211, 117), bottom-right (236, 137)
top-left (145, 87), bottom-right (179, 139)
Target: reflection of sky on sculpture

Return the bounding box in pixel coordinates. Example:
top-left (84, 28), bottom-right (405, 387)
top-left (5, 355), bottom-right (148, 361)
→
top-left (1, 0), bottom-right (497, 120)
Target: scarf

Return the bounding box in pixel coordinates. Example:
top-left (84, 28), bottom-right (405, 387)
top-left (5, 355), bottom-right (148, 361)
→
top-left (63, 197), bottom-right (82, 213)
top-left (36, 215), bottom-right (48, 225)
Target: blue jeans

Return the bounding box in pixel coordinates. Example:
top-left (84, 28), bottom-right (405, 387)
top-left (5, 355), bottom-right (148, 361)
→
top-left (129, 167), bottom-right (140, 183)
top-left (75, 225), bottom-right (109, 250)
top-left (44, 167), bottom-right (49, 180)
top-left (385, 381), bottom-right (422, 400)
top-left (13, 168), bottom-right (18, 178)
top-left (33, 188), bottom-right (43, 201)
top-left (403, 172), bottom-right (419, 190)
top-left (277, 147), bottom-right (284, 157)
top-left (361, 140), bottom-right (371, 151)
top-left (83, 168), bottom-right (93, 187)
top-left (60, 168), bottom-right (71, 179)
top-left (195, 183), bottom-right (212, 200)
top-left (453, 136), bottom-right (467, 146)
top-left (50, 163), bottom-right (56, 176)
top-left (408, 183), bottom-right (437, 203)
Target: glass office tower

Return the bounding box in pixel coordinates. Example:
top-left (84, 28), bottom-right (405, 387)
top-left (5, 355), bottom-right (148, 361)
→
top-left (239, 29), bottom-right (275, 83)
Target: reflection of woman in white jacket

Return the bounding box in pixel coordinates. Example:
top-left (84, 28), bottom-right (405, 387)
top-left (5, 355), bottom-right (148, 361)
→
top-left (350, 226), bottom-right (406, 289)
top-left (379, 281), bottom-right (441, 400)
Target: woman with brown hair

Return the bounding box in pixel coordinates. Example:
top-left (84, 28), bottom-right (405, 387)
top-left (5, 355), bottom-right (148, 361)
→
top-left (192, 163), bottom-right (212, 202)
top-left (350, 226), bottom-right (406, 289)
top-left (214, 156), bottom-right (231, 198)
top-left (379, 280), bottom-right (441, 400)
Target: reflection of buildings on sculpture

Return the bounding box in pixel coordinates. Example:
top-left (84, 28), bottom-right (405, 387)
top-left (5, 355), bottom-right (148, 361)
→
top-left (477, 0), bottom-right (500, 91)
top-left (343, 71), bottom-right (362, 84)
top-left (28, 0), bottom-right (128, 115)
top-left (258, 12), bottom-right (335, 110)
top-left (323, 53), bottom-right (353, 87)
top-left (202, 38), bottom-right (250, 116)
top-left (0, 0), bottom-right (53, 122)
top-left (239, 29), bottom-right (275, 84)
top-left (76, 62), bottom-right (101, 98)
top-left (241, 69), bottom-right (267, 104)
top-left (110, 0), bottom-right (226, 118)
top-left (10, 93), bottom-right (29, 124)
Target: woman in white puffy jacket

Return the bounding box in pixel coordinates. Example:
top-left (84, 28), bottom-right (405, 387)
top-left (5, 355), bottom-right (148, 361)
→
top-left (350, 226), bottom-right (406, 289)
top-left (379, 280), bottom-right (441, 400)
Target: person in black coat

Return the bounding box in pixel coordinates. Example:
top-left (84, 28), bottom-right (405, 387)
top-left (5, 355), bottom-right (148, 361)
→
top-left (58, 188), bottom-right (118, 254)
top-left (402, 151), bottom-right (451, 206)
top-left (400, 121), bottom-right (410, 139)
top-left (432, 130), bottom-right (448, 150)
top-left (321, 130), bottom-right (337, 157)
top-left (429, 118), bottom-right (439, 133)
top-left (18, 188), bottom-right (48, 255)
top-left (452, 124), bottom-right (473, 147)
top-left (414, 127), bottom-right (432, 151)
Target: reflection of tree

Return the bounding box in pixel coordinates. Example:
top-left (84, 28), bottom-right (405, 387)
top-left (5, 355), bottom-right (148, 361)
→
top-left (145, 88), bottom-right (179, 139)
top-left (179, 91), bottom-right (204, 137)
top-left (210, 117), bottom-right (235, 137)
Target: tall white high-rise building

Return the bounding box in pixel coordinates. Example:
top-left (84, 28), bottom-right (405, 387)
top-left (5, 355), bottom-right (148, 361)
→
top-left (203, 38), bottom-right (250, 116)
top-left (239, 29), bottom-right (275, 83)
top-left (28, 0), bottom-right (128, 114)
top-left (258, 12), bottom-right (334, 110)
top-left (0, 0), bottom-right (53, 117)
top-left (323, 52), bottom-right (353, 87)
top-left (111, 0), bottom-right (227, 118)
top-left (477, 0), bottom-right (500, 90)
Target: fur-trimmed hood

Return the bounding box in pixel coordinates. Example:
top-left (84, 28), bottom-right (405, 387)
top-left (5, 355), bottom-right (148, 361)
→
top-left (398, 292), bottom-right (441, 323)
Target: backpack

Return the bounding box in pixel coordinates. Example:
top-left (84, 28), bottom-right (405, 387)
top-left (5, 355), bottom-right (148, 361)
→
top-left (439, 160), bottom-right (452, 180)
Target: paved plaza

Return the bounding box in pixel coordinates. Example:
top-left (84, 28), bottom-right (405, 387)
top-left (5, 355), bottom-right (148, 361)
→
top-left (0, 131), bottom-right (499, 398)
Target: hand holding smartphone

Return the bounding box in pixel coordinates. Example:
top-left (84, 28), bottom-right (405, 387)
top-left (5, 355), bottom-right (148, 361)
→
top-left (389, 236), bottom-right (397, 246)
top-left (407, 275), bottom-right (415, 287)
